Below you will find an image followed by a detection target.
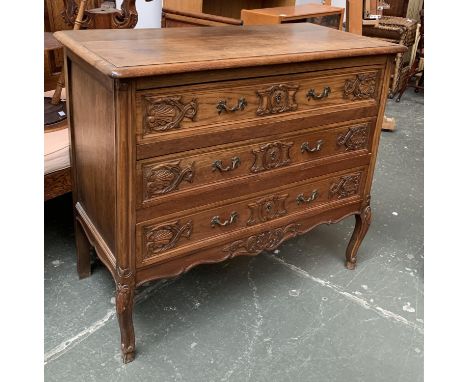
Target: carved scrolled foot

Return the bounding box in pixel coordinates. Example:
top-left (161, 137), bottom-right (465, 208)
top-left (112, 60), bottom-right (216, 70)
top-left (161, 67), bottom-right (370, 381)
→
top-left (75, 220), bottom-right (92, 279)
top-left (116, 283), bottom-right (135, 364)
top-left (388, 92), bottom-right (395, 99)
top-left (345, 259), bottom-right (357, 270)
top-left (345, 197), bottom-right (371, 270)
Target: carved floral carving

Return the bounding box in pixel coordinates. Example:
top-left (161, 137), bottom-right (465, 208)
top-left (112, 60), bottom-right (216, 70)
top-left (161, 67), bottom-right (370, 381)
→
top-left (247, 194), bottom-right (288, 226)
top-left (223, 224), bottom-right (301, 256)
top-left (143, 161), bottom-right (195, 199)
top-left (343, 73), bottom-right (377, 100)
top-left (336, 125), bottom-right (369, 151)
top-left (256, 84), bottom-right (299, 116)
top-left (144, 220), bottom-right (193, 259)
top-left (251, 141), bottom-right (293, 173)
top-left (329, 173), bottom-right (362, 200)
top-left (143, 96), bottom-right (198, 134)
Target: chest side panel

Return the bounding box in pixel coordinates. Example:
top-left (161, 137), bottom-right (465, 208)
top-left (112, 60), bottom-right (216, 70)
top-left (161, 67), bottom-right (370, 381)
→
top-left (70, 60), bottom-right (117, 254)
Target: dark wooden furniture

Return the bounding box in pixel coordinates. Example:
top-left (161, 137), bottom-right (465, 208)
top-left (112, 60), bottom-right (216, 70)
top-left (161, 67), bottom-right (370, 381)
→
top-left (55, 24), bottom-right (404, 363)
top-left (44, 0), bottom-right (148, 201)
top-left (362, 15), bottom-right (418, 98)
top-left (395, 3), bottom-right (423, 102)
top-left (162, 0), bottom-right (294, 28)
top-left (241, 3), bottom-right (344, 30)
top-left (162, 0), bottom-right (364, 34)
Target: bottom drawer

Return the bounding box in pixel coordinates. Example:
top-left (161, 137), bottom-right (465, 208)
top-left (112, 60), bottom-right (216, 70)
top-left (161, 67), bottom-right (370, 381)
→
top-left (136, 166), bottom-right (367, 267)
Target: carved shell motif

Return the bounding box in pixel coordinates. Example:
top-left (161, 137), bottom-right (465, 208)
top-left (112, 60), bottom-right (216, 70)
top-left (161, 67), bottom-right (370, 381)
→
top-left (336, 125), bottom-right (369, 151)
top-left (143, 161), bottom-right (195, 200)
top-left (343, 73), bottom-right (377, 100)
top-left (329, 173), bottom-right (362, 200)
top-left (144, 220), bottom-right (193, 259)
top-left (144, 96), bottom-right (198, 134)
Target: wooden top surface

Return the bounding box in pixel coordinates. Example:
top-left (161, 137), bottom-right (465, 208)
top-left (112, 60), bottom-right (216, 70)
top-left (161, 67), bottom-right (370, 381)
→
top-left (54, 23), bottom-right (406, 79)
top-left (243, 3), bottom-right (344, 18)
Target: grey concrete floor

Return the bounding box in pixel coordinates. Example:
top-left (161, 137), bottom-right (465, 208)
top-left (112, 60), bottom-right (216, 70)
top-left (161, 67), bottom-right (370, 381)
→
top-left (44, 91), bottom-right (423, 382)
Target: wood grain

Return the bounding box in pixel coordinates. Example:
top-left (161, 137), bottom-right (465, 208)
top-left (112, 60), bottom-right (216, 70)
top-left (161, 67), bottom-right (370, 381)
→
top-left (136, 119), bottom-right (374, 208)
top-left (136, 67), bottom-right (381, 141)
top-left (54, 24), bottom-right (406, 78)
top-left (136, 166), bottom-right (367, 267)
top-left (62, 23), bottom-right (400, 362)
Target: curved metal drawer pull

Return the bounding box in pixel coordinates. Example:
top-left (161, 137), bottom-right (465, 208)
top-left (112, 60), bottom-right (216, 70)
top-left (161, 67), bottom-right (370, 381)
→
top-left (212, 157), bottom-right (241, 173)
top-left (216, 97), bottom-right (248, 114)
top-left (301, 139), bottom-right (323, 154)
top-left (211, 212), bottom-right (239, 228)
top-left (306, 86), bottom-right (331, 101)
top-left (296, 190), bottom-right (319, 205)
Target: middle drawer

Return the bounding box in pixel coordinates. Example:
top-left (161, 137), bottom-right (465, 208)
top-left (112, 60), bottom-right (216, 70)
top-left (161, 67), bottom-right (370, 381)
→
top-left (136, 119), bottom-right (374, 208)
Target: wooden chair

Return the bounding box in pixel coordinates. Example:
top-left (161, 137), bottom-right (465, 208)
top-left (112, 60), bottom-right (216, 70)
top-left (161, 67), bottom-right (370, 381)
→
top-left (395, 4), bottom-right (423, 102)
top-left (44, 0), bottom-right (147, 201)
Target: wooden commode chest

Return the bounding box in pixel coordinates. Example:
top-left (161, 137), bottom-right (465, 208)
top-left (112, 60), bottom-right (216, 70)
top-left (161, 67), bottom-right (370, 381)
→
top-left (54, 24), bottom-right (405, 363)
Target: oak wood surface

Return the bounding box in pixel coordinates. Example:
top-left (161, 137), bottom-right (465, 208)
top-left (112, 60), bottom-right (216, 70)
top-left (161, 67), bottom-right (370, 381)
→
top-left (136, 165), bottom-right (367, 267)
top-left (136, 119), bottom-right (375, 209)
top-left (69, 59), bottom-right (117, 253)
top-left (162, 8), bottom-right (242, 27)
top-left (54, 24), bottom-right (406, 78)
top-left (241, 3), bottom-right (344, 22)
top-left (63, 23), bottom-right (400, 363)
top-left (136, 66), bottom-right (381, 142)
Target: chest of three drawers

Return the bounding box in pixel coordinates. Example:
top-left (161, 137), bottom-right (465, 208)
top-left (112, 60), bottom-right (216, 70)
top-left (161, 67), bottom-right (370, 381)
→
top-left (134, 63), bottom-right (383, 272)
top-left (56, 24), bottom-right (403, 363)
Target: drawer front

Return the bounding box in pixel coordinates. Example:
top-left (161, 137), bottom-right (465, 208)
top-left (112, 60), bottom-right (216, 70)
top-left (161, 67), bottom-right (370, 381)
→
top-left (136, 167), bottom-right (367, 267)
top-left (136, 67), bottom-right (381, 143)
top-left (137, 120), bottom-right (374, 208)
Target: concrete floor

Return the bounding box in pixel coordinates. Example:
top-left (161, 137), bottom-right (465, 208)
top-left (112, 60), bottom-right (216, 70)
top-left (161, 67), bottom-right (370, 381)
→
top-left (44, 91), bottom-right (423, 382)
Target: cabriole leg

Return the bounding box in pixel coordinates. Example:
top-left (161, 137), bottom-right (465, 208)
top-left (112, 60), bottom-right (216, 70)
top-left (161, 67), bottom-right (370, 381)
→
top-left (116, 283), bottom-right (135, 363)
top-left (75, 220), bottom-right (92, 279)
top-left (345, 198), bottom-right (371, 270)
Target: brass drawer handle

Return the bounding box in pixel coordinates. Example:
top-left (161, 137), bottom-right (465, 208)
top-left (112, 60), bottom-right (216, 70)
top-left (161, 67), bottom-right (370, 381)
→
top-left (296, 190), bottom-right (319, 205)
top-left (307, 86), bottom-right (331, 100)
top-left (216, 97), bottom-right (248, 114)
top-left (212, 157), bottom-right (241, 173)
top-left (301, 139), bottom-right (323, 154)
top-left (211, 212), bottom-right (239, 228)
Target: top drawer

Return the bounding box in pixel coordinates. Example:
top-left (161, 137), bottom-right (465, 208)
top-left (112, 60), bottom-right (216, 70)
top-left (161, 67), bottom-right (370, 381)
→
top-left (136, 66), bottom-right (382, 143)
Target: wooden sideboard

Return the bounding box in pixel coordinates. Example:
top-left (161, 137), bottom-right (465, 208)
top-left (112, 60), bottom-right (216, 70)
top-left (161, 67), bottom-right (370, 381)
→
top-left (55, 24), bottom-right (405, 363)
top-left (241, 3), bottom-right (344, 30)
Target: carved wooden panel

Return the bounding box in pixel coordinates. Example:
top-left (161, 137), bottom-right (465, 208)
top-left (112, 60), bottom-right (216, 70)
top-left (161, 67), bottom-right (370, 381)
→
top-left (143, 96), bottom-right (198, 134)
top-left (143, 220), bottom-right (193, 259)
top-left (247, 194), bottom-right (288, 226)
top-left (329, 173), bottom-right (362, 200)
top-left (343, 73), bottom-right (377, 100)
top-left (143, 161), bottom-right (195, 200)
top-left (256, 84), bottom-right (299, 116)
top-left (336, 125), bottom-right (369, 151)
top-left (223, 223), bottom-right (301, 257)
top-left (251, 141), bottom-right (293, 173)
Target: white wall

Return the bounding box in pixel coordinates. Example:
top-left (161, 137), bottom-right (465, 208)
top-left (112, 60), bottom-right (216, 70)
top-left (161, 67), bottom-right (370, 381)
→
top-left (115, 0), bottom-right (162, 28)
